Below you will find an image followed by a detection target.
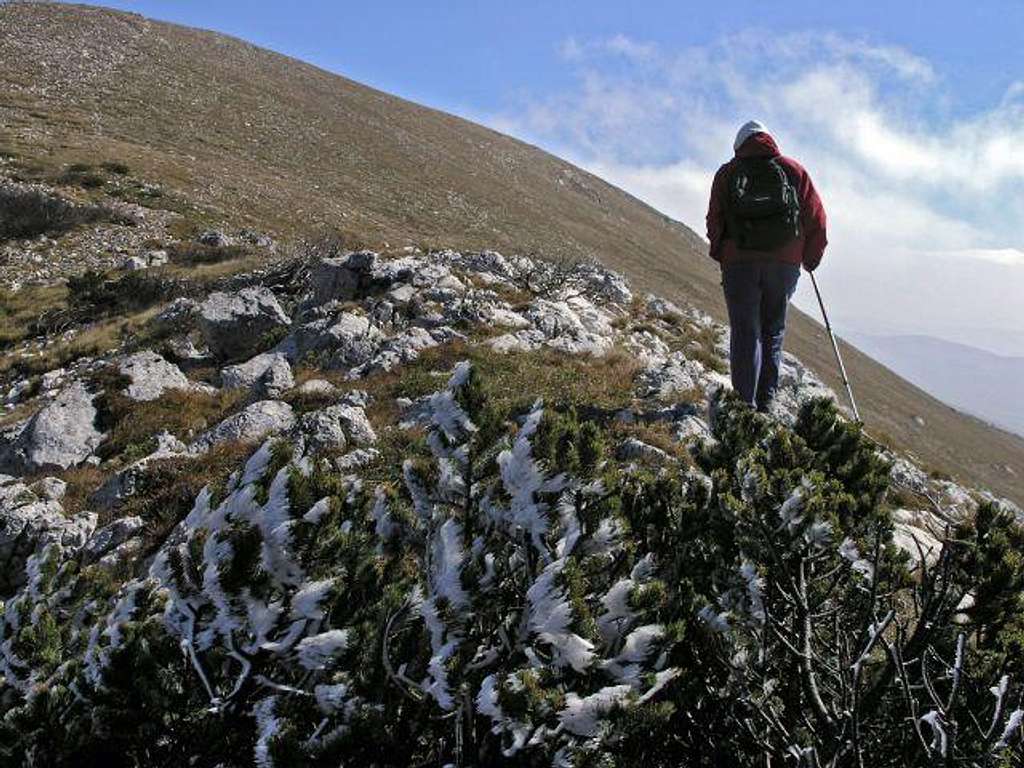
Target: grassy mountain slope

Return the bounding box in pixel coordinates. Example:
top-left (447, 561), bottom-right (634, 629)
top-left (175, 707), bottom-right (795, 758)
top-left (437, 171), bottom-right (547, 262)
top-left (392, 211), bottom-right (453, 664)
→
top-left (1, 2), bottom-right (1022, 504)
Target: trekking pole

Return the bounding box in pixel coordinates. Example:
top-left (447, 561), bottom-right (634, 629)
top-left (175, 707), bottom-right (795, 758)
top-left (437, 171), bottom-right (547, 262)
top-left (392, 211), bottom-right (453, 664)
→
top-left (810, 272), bottom-right (861, 423)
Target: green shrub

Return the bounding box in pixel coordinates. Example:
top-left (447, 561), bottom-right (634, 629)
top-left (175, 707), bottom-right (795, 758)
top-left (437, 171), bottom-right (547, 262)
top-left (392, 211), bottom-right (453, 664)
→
top-left (1, 372), bottom-right (1022, 767)
top-left (167, 241), bottom-right (250, 266)
top-left (0, 187), bottom-right (115, 241)
top-left (67, 269), bottom-right (174, 317)
top-left (100, 161), bottom-right (131, 175)
top-left (56, 163), bottom-right (107, 189)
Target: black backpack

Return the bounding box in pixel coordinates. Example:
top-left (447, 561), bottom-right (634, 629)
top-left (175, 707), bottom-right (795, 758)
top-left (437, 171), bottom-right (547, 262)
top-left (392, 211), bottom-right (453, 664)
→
top-left (726, 156), bottom-right (801, 251)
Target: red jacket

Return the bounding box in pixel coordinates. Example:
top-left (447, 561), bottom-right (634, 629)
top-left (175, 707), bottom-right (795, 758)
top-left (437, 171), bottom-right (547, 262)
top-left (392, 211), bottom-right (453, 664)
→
top-left (706, 133), bottom-right (827, 270)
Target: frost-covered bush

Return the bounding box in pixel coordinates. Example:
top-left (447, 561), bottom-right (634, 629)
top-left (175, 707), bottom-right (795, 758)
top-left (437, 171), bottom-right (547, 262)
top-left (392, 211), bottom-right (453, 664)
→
top-left (614, 395), bottom-right (1024, 766)
top-left (2, 367), bottom-right (1022, 767)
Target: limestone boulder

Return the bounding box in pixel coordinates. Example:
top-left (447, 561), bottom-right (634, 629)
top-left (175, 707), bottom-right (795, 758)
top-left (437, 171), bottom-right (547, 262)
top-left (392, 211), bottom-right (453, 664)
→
top-left (221, 352), bottom-right (294, 399)
top-left (119, 351), bottom-right (191, 402)
top-left (198, 287), bottom-right (291, 361)
top-left (0, 381), bottom-right (103, 473)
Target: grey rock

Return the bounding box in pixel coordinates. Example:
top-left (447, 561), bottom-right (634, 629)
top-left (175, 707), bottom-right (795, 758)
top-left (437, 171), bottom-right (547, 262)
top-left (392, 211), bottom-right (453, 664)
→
top-left (197, 230), bottom-right (231, 247)
top-left (0, 479), bottom-right (97, 595)
top-left (0, 381), bottom-right (103, 473)
top-left (31, 476), bottom-right (67, 501)
top-left (356, 326), bottom-right (455, 375)
top-left (301, 404), bottom-right (377, 451)
top-left (96, 538), bottom-right (145, 572)
top-left (367, 254), bottom-right (425, 285)
top-left (582, 268), bottom-right (632, 305)
top-left (288, 311), bottom-right (384, 368)
top-left (191, 400), bottom-right (296, 452)
top-left (122, 250), bottom-right (168, 271)
top-left (40, 367), bottom-right (68, 394)
top-left (322, 314), bottom-right (384, 370)
top-left (165, 335), bottom-right (211, 363)
top-left (766, 353), bottom-right (836, 425)
top-left (344, 249), bottom-right (378, 273)
top-left (645, 294), bottom-right (685, 319)
top-left (198, 287), bottom-right (291, 361)
top-left (617, 438), bottom-right (671, 462)
top-left (84, 516), bottom-right (145, 562)
top-left (0, 476), bottom-right (34, 510)
top-left (5, 379), bottom-right (32, 406)
top-left (627, 331), bottom-right (672, 364)
top-left (332, 405), bottom-right (377, 445)
top-left (296, 379), bottom-right (338, 396)
top-left (637, 353), bottom-right (700, 400)
top-left (335, 448), bottom-right (380, 472)
top-left (310, 251), bottom-right (378, 305)
top-left (119, 351), bottom-right (191, 402)
top-left (525, 297), bottom-right (616, 356)
top-left (92, 431), bottom-right (188, 510)
top-left (441, 249), bottom-right (520, 283)
top-left (673, 415), bottom-right (712, 443)
top-left (369, 299), bottom-right (397, 326)
top-left (152, 431), bottom-right (189, 455)
top-left (490, 329), bottom-right (546, 354)
top-left (238, 229), bottom-right (274, 248)
top-left (386, 283), bottom-right (418, 306)
top-left (152, 298), bottom-right (199, 336)
top-left (221, 352), bottom-right (294, 399)
top-left (341, 389), bottom-right (371, 408)
top-left (300, 410), bottom-right (347, 452)
top-left (482, 305), bottom-right (530, 330)
top-left (891, 508), bottom-right (944, 566)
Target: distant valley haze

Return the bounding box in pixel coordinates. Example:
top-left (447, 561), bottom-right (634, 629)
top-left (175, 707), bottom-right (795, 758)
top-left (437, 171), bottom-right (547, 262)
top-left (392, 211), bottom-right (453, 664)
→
top-left (848, 334), bottom-right (1024, 439)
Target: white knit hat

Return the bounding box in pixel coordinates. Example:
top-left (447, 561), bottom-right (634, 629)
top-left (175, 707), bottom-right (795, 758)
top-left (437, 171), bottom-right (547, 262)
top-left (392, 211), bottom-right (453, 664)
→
top-left (734, 120), bottom-right (769, 151)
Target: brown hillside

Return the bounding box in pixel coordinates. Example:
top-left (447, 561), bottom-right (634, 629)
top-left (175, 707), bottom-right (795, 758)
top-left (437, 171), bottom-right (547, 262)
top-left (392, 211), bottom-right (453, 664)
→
top-left (1, 2), bottom-right (1022, 504)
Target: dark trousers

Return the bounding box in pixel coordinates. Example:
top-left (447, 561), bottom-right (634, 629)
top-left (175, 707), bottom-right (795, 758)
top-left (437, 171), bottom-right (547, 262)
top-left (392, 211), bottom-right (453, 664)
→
top-left (721, 260), bottom-right (800, 410)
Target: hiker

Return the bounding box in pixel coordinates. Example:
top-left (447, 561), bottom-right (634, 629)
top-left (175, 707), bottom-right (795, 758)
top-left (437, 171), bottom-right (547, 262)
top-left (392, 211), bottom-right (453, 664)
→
top-left (706, 120), bottom-right (827, 412)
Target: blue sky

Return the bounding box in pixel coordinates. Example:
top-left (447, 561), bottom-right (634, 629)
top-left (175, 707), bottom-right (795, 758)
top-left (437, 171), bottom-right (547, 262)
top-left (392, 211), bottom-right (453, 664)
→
top-left (80, 1), bottom-right (1024, 353)
top-left (79, 1), bottom-right (1023, 115)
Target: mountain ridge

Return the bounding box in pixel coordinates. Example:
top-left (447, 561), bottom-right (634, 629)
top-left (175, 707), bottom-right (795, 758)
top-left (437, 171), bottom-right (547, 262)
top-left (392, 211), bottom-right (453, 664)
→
top-left (1, 1), bottom-right (1023, 504)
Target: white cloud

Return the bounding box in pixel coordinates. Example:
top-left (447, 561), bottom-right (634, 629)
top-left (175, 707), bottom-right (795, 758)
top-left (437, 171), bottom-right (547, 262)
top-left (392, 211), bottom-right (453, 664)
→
top-left (604, 34), bottom-right (658, 61)
top-left (818, 33), bottom-right (936, 83)
top-left (559, 34), bottom-right (658, 63)
top-left (936, 248), bottom-right (1024, 267)
top-left (483, 30), bottom-right (1024, 352)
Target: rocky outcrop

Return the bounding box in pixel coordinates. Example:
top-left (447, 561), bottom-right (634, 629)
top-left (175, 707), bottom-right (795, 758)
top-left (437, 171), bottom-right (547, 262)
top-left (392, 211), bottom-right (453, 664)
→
top-left (198, 287), bottom-right (291, 361)
top-left (118, 351), bottom-right (192, 401)
top-left (221, 352), bottom-right (294, 399)
top-left (190, 400), bottom-right (296, 452)
top-left (122, 249), bottom-right (168, 271)
top-left (295, 378), bottom-right (338, 396)
top-left (301, 402), bottom-right (377, 452)
top-left (286, 310), bottom-right (384, 370)
top-left (309, 250), bottom-right (378, 305)
top-left (0, 475), bottom-right (96, 595)
top-left (0, 381), bottom-right (103, 473)
top-left (151, 297), bottom-right (199, 336)
top-left (197, 230), bottom-right (231, 248)
top-left (82, 515), bottom-right (146, 567)
top-left (617, 437), bottom-right (671, 463)
top-left (92, 432), bottom-right (188, 511)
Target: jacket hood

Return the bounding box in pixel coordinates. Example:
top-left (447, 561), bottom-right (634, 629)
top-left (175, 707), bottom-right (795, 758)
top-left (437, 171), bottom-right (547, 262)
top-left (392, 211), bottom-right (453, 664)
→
top-left (735, 132), bottom-right (780, 158)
